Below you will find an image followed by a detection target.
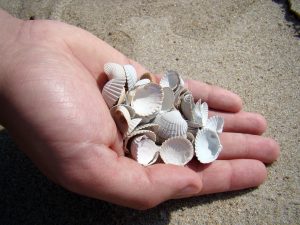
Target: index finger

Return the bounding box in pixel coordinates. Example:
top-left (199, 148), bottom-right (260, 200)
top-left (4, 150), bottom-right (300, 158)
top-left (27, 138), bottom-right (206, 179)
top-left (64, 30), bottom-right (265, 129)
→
top-left (185, 79), bottom-right (243, 113)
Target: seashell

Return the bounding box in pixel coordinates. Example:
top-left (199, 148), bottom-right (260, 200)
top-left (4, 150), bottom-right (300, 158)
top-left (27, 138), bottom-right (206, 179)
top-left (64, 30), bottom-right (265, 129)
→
top-left (135, 123), bottom-right (159, 132)
top-left (161, 87), bottom-right (175, 112)
top-left (126, 118), bottom-right (143, 137)
top-left (130, 135), bottom-right (160, 166)
top-left (140, 113), bottom-right (158, 124)
top-left (160, 70), bottom-right (181, 91)
top-left (102, 78), bottom-right (126, 108)
top-left (160, 137), bottom-right (194, 166)
top-left (134, 79), bottom-right (150, 87)
top-left (131, 83), bottom-right (163, 117)
top-left (117, 87), bottom-right (126, 105)
top-left (193, 101), bottom-right (208, 127)
top-left (186, 132), bottom-right (195, 144)
top-left (110, 105), bottom-right (131, 137)
top-left (195, 128), bottom-right (222, 164)
top-left (140, 72), bottom-right (157, 83)
top-left (122, 104), bottom-right (136, 118)
top-left (187, 127), bottom-right (198, 137)
top-left (104, 63), bottom-right (126, 80)
top-left (125, 89), bottom-right (136, 106)
top-left (124, 64), bottom-right (138, 90)
top-left (206, 116), bottom-right (224, 134)
top-left (180, 93), bottom-right (195, 120)
top-left (124, 129), bottom-right (157, 153)
top-left (154, 110), bottom-right (188, 140)
top-left (174, 88), bottom-right (190, 108)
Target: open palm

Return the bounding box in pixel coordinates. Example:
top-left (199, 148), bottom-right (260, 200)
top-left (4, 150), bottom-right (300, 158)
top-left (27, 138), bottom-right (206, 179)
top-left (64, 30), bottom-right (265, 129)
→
top-left (0, 15), bottom-right (279, 209)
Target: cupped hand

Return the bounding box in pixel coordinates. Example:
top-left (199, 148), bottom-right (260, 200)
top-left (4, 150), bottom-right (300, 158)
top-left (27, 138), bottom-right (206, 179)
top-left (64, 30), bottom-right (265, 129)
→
top-left (0, 11), bottom-right (279, 209)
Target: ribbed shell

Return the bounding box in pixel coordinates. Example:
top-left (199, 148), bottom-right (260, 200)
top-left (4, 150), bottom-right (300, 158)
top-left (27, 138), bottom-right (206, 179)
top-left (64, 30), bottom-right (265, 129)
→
top-left (195, 128), bottom-right (222, 163)
top-left (104, 63), bottom-right (126, 80)
top-left (205, 116), bottom-right (224, 133)
top-left (124, 64), bottom-right (138, 90)
top-left (160, 137), bottom-right (194, 166)
top-left (102, 78), bottom-right (126, 108)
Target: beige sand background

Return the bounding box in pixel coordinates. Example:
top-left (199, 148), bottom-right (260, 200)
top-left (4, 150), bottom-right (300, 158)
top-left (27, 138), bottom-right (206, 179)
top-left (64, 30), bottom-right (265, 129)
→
top-left (0, 0), bottom-right (299, 224)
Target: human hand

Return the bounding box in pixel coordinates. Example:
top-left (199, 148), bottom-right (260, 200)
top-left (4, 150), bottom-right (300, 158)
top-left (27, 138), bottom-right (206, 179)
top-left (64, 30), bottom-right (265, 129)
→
top-left (0, 10), bottom-right (279, 209)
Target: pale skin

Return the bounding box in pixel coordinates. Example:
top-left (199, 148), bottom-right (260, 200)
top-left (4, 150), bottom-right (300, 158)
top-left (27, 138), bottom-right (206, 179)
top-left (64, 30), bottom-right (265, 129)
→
top-left (0, 9), bottom-right (279, 209)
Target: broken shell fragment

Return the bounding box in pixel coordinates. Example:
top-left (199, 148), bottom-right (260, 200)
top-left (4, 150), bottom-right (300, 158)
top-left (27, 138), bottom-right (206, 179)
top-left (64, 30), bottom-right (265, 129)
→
top-left (160, 137), bottom-right (194, 166)
top-left (134, 79), bottom-right (151, 87)
top-left (193, 101), bottom-right (208, 127)
top-left (131, 83), bottom-right (163, 117)
top-left (195, 128), bottom-right (222, 164)
top-left (130, 135), bottom-right (160, 166)
top-left (102, 78), bottom-right (126, 108)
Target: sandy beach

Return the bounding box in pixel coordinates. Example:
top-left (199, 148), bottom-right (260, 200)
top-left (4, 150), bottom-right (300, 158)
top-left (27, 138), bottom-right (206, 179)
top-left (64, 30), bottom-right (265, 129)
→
top-left (0, 0), bottom-right (299, 224)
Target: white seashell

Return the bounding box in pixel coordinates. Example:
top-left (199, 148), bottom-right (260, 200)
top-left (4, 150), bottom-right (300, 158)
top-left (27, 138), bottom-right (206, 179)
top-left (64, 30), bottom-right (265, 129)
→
top-left (160, 137), bottom-right (194, 166)
top-left (186, 132), bottom-right (195, 144)
top-left (124, 64), bottom-right (138, 90)
top-left (130, 135), bottom-right (160, 166)
top-left (174, 88), bottom-right (190, 108)
top-left (102, 78), bottom-right (126, 108)
top-left (180, 93), bottom-right (195, 120)
top-left (104, 63), bottom-right (126, 80)
top-left (126, 118), bottom-right (143, 137)
top-left (134, 79), bottom-right (151, 87)
top-left (124, 130), bottom-right (157, 153)
top-left (125, 89), bottom-right (136, 105)
top-left (117, 87), bottom-right (126, 105)
top-left (206, 116), bottom-right (224, 134)
top-left (160, 70), bottom-right (181, 91)
top-left (161, 87), bottom-right (175, 112)
top-left (135, 123), bottom-right (159, 132)
top-left (131, 83), bottom-right (163, 117)
top-left (154, 110), bottom-right (188, 140)
top-left (110, 105), bottom-right (131, 137)
top-left (193, 101), bottom-right (208, 127)
top-left (195, 128), bottom-right (222, 164)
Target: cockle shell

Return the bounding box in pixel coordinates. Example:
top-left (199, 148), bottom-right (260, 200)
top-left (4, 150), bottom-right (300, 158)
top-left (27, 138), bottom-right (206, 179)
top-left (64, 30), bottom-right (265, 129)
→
top-left (134, 79), bottom-right (151, 87)
top-left (206, 116), bottom-right (224, 133)
top-left (161, 87), bottom-right (175, 112)
top-left (160, 70), bottom-right (181, 91)
top-left (160, 137), bottom-right (194, 166)
top-left (135, 123), bottom-right (159, 132)
top-left (180, 93), bottom-right (195, 120)
top-left (102, 78), bottom-right (126, 108)
top-left (110, 105), bottom-right (131, 137)
top-left (104, 63), bottom-right (126, 80)
top-left (195, 128), bottom-right (222, 163)
top-left (154, 110), bottom-right (188, 140)
top-left (124, 64), bottom-right (138, 90)
top-left (124, 129), bottom-right (157, 153)
top-left (126, 118), bottom-right (143, 136)
top-left (130, 135), bottom-right (160, 166)
top-left (193, 101), bottom-right (208, 127)
top-left (131, 83), bottom-right (163, 117)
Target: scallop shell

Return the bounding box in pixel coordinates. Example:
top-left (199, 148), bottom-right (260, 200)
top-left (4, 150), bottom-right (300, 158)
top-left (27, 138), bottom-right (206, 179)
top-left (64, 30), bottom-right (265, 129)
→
top-left (160, 70), bottom-right (181, 91)
top-left (195, 128), bottom-right (222, 163)
top-left (131, 83), bottom-right (163, 117)
top-left (104, 63), bottom-right (126, 80)
top-left (124, 64), bottom-right (138, 90)
top-left (206, 116), bottom-right (224, 134)
top-left (130, 135), bottom-right (160, 166)
top-left (180, 93), bottom-right (195, 120)
top-left (126, 118), bottom-right (143, 137)
top-left (110, 105), bottom-right (131, 137)
top-left (193, 101), bottom-right (208, 127)
top-left (154, 110), bottom-right (188, 140)
top-left (140, 73), bottom-right (157, 83)
top-left (160, 137), bottom-right (194, 166)
top-left (102, 78), bottom-right (126, 108)
top-left (161, 87), bottom-right (175, 112)
top-left (135, 123), bottom-right (159, 132)
top-left (134, 79), bottom-right (150, 87)
top-left (124, 129), bottom-right (157, 153)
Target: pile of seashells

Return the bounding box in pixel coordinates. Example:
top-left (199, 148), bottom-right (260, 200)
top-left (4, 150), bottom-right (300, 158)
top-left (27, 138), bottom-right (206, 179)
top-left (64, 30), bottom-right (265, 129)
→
top-left (102, 63), bottom-right (224, 166)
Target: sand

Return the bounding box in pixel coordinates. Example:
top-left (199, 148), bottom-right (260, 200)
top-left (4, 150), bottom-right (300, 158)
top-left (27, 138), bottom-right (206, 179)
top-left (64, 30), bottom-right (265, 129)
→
top-left (0, 0), bottom-right (299, 224)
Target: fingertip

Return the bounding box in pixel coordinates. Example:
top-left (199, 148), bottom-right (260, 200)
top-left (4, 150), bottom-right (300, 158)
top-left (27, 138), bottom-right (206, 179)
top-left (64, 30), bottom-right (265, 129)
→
top-left (265, 139), bottom-right (280, 164)
top-left (247, 113), bottom-right (267, 135)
